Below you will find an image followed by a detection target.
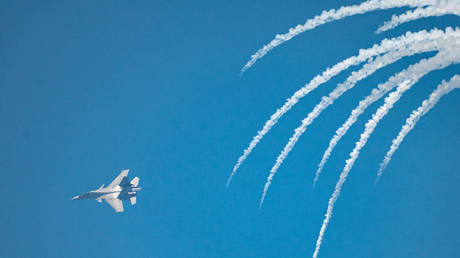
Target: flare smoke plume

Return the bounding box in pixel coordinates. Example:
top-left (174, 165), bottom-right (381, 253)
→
top-left (230, 1), bottom-right (460, 257)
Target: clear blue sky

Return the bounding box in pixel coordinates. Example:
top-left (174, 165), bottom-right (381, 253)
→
top-left (1, 1), bottom-right (460, 257)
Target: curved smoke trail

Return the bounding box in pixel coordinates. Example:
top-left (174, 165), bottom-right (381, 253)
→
top-left (229, 28), bottom-right (453, 187)
top-left (260, 29), bottom-right (460, 204)
top-left (314, 28), bottom-right (460, 184)
top-left (241, 0), bottom-right (441, 74)
top-left (377, 75), bottom-right (460, 178)
top-left (313, 48), bottom-right (460, 258)
top-left (232, 0), bottom-right (460, 257)
top-left (376, 2), bottom-right (460, 33)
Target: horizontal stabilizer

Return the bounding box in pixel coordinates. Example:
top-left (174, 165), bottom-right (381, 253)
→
top-left (130, 177), bottom-right (139, 187)
top-left (130, 196), bottom-right (136, 205)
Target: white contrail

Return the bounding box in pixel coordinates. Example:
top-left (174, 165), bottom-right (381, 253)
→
top-left (229, 28), bottom-right (453, 187)
top-left (377, 74), bottom-right (460, 178)
top-left (314, 29), bottom-right (460, 185)
top-left (312, 50), bottom-right (460, 258)
top-left (259, 29), bottom-right (460, 204)
top-left (241, 0), bottom-right (438, 74)
top-left (257, 46), bottom-right (418, 205)
top-left (376, 1), bottom-right (460, 33)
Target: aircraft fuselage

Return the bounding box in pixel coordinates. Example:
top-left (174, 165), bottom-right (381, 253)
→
top-left (72, 187), bottom-right (142, 200)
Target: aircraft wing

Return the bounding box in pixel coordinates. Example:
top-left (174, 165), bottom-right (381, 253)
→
top-left (107, 169), bottom-right (130, 189)
top-left (105, 198), bottom-right (124, 213)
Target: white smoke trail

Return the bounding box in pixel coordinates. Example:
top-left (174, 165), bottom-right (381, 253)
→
top-left (314, 29), bottom-right (460, 185)
top-left (376, 1), bottom-right (460, 33)
top-left (257, 47), bottom-right (418, 205)
top-left (228, 53), bottom-right (367, 187)
top-left (259, 29), bottom-right (460, 204)
top-left (241, 0), bottom-right (439, 74)
top-left (377, 75), bottom-right (460, 178)
top-left (229, 28), bottom-right (453, 187)
top-left (312, 49), bottom-right (460, 258)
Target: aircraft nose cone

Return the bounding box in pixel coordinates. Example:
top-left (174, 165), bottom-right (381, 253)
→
top-left (72, 195), bottom-right (80, 200)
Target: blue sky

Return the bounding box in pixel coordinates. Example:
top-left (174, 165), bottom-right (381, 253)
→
top-left (1, 0), bottom-right (460, 257)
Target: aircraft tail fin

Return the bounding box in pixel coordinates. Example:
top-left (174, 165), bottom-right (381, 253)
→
top-left (130, 177), bottom-right (139, 187)
top-left (98, 184), bottom-right (105, 190)
top-left (130, 196), bottom-right (136, 205)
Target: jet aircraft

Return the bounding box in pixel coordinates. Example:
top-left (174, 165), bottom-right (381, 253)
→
top-left (72, 169), bottom-right (141, 213)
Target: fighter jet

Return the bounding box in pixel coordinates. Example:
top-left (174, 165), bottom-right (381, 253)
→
top-left (72, 169), bottom-right (141, 213)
